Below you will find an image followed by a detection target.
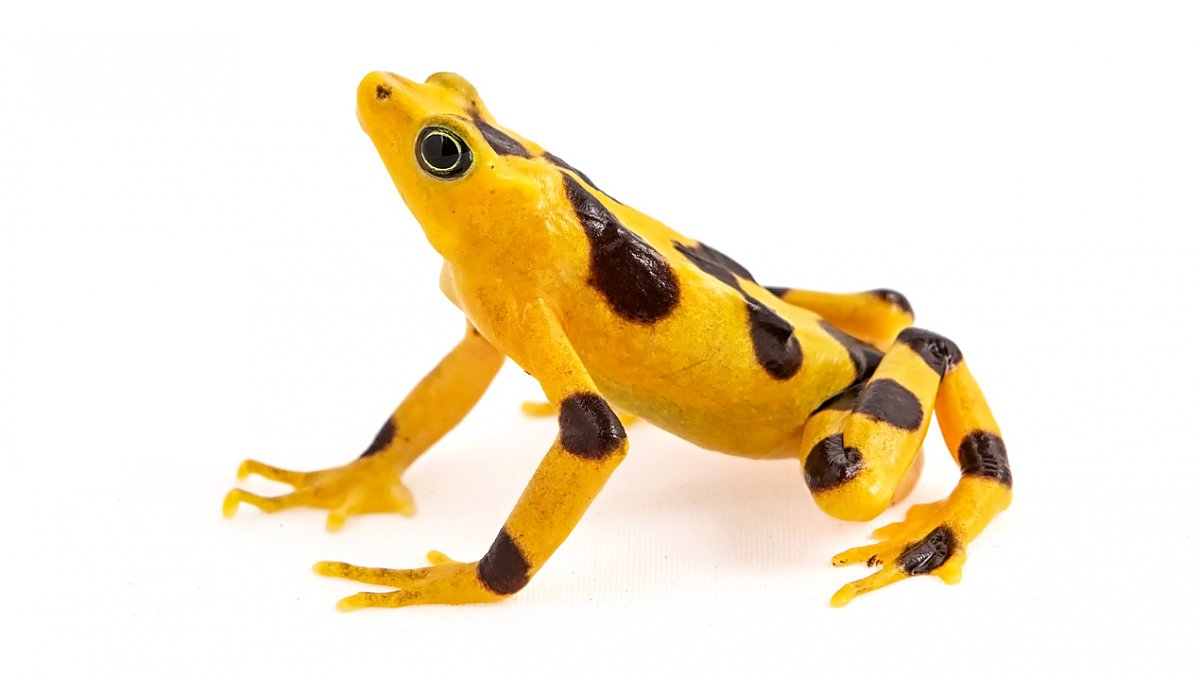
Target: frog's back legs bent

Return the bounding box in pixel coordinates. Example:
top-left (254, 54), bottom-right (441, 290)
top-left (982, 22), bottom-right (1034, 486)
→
top-left (797, 327), bottom-right (1012, 606)
top-left (316, 300), bottom-right (628, 609)
top-left (766, 287), bottom-right (914, 347)
top-left (223, 322), bottom-right (504, 531)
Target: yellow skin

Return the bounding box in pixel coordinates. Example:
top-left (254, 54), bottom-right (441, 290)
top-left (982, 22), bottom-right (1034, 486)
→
top-left (225, 71), bottom-right (1013, 609)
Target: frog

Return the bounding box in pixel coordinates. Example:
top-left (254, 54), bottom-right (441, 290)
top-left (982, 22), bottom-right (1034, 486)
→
top-left (224, 71), bottom-right (1013, 610)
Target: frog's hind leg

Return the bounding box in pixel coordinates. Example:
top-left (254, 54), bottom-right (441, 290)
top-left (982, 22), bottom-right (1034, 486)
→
top-left (798, 328), bottom-right (1012, 606)
top-left (765, 287), bottom-right (914, 347)
top-left (224, 322), bottom-right (504, 531)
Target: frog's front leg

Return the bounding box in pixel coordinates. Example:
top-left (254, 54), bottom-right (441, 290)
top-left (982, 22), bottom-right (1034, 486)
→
top-left (223, 322), bottom-right (503, 531)
top-left (798, 328), bottom-right (1012, 606)
top-left (316, 300), bottom-right (627, 609)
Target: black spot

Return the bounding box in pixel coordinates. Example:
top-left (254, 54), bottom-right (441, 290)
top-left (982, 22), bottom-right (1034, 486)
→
top-left (804, 434), bottom-right (863, 491)
top-left (871, 288), bottom-right (914, 316)
top-left (477, 529), bottom-right (532, 595)
top-left (897, 526), bottom-right (956, 575)
top-left (673, 241), bottom-right (756, 284)
top-left (674, 241), bottom-right (802, 380)
top-left (470, 113), bottom-right (530, 158)
top-left (543, 152), bottom-right (621, 204)
top-left (820, 320), bottom-right (883, 383)
top-left (855, 379), bottom-right (924, 431)
top-left (359, 418), bottom-right (396, 458)
top-left (558, 392), bottom-right (626, 460)
top-left (764, 286), bottom-right (790, 298)
top-left (747, 299), bottom-right (803, 379)
top-left (896, 328), bottom-right (963, 377)
top-left (815, 384), bottom-right (862, 413)
top-left (958, 431), bottom-right (1013, 486)
top-left (563, 175), bottom-right (680, 323)
top-left (375, 85), bottom-right (391, 100)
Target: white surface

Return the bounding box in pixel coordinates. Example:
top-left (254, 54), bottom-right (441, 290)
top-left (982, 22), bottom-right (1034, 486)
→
top-left (3, 2), bottom-right (1198, 672)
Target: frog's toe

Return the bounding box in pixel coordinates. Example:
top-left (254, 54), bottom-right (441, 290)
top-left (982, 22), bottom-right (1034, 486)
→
top-left (830, 499), bottom-right (967, 606)
top-left (224, 455), bottom-right (416, 528)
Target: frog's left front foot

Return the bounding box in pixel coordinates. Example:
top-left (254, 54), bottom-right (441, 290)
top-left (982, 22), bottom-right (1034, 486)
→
top-left (314, 551), bottom-right (502, 610)
top-left (223, 455), bottom-right (415, 531)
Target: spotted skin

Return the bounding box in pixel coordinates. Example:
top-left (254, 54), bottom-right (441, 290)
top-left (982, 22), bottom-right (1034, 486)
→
top-left (558, 392), bottom-right (626, 460)
top-left (563, 175), bottom-right (680, 323)
top-left (673, 241), bottom-right (803, 380)
top-left (477, 529), bottom-right (532, 594)
top-left (359, 418), bottom-right (396, 458)
top-left (226, 70), bottom-right (1012, 611)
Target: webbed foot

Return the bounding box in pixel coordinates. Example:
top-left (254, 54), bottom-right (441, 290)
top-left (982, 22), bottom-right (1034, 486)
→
top-left (829, 500), bottom-right (964, 607)
top-left (314, 551), bottom-right (499, 610)
top-left (223, 455), bottom-right (415, 531)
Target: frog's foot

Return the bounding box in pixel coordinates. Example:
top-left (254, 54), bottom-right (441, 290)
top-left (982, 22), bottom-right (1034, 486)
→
top-left (223, 455), bottom-right (415, 531)
top-left (521, 400), bottom-right (639, 426)
top-left (314, 550), bottom-right (500, 610)
top-left (829, 499), bottom-right (965, 607)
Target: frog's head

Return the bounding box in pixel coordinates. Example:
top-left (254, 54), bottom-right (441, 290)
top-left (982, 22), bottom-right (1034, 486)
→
top-left (357, 71), bottom-right (547, 260)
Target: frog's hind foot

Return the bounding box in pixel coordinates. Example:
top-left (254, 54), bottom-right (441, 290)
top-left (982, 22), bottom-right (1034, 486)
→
top-left (223, 455), bottom-right (415, 532)
top-left (829, 501), bottom-right (965, 607)
top-left (798, 328), bottom-right (1012, 606)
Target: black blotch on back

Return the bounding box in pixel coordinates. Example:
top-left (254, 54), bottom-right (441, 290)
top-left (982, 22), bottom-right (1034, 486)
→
top-left (558, 392), bottom-right (627, 460)
top-left (804, 433), bottom-right (863, 491)
top-left (820, 320), bottom-right (883, 383)
top-left (563, 175), bottom-right (680, 323)
top-left (764, 286), bottom-right (790, 298)
top-left (897, 526), bottom-right (956, 575)
top-left (855, 378), bottom-right (924, 431)
top-left (958, 431), bottom-right (1013, 486)
top-left (896, 328), bottom-right (963, 377)
top-left (871, 288), bottom-right (914, 316)
top-left (673, 241), bottom-right (756, 283)
top-left (674, 241), bottom-right (802, 380)
top-left (471, 113), bottom-right (531, 158)
top-left (477, 528), bottom-right (532, 595)
top-left (747, 299), bottom-right (803, 379)
top-left (359, 418), bottom-right (396, 458)
top-left (543, 152), bottom-right (621, 204)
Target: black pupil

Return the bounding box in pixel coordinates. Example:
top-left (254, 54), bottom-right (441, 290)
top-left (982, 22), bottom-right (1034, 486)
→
top-left (422, 132), bottom-right (461, 171)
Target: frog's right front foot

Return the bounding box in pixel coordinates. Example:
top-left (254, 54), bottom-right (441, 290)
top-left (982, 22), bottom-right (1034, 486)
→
top-left (223, 455), bottom-right (415, 531)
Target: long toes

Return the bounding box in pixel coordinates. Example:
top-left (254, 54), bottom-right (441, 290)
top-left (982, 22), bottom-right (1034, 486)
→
top-left (426, 550), bottom-right (460, 566)
top-left (832, 542), bottom-right (896, 567)
top-left (314, 561), bottom-right (434, 588)
top-left (336, 590), bottom-right (419, 611)
top-left (237, 459), bottom-right (307, 487)
top-left (830, 566), bottom-right (907, 607)
top-left (223, 488), bottom-right (304, 517)
top-left (520, 401), bottom-right (555, 417)
top-left (869, 520), bottom-right (908, 540)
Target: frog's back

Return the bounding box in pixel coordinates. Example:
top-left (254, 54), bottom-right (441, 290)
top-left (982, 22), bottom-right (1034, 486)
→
top-left (540, 174), bottom-right (877, 459)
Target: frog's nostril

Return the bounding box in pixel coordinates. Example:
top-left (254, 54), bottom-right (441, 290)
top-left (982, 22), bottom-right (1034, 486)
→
top-left (375, 84), bottom-right (392, 101)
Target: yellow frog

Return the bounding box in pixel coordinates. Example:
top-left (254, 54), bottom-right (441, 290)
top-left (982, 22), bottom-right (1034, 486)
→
top-left (224, 71), bottom-right (1012, 609)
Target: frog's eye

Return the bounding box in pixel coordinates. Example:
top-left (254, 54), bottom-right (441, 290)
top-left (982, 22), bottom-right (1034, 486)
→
top-left (416, 127), bottom-right (473, 179)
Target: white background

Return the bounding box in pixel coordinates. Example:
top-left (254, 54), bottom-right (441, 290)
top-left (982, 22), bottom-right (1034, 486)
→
top-left (3, 1), bottom-right (1198, 671)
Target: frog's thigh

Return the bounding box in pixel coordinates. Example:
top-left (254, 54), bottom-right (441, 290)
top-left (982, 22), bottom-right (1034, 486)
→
top-left (798, 330), bottom-right (942, 521)
top-left (765, 287), bottom-right (914, 346)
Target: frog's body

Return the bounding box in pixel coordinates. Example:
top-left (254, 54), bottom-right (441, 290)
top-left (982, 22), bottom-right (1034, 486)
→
top-left (225, 72), bottom-right (1012, 608)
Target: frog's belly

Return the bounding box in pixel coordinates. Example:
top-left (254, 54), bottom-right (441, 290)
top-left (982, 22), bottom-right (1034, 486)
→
top-left (579, 335), bottom-right (846, 460)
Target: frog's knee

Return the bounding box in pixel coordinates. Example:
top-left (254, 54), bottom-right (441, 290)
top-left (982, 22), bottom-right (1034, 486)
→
top-left (557, 393), bottom-right (628, 460)
top-left (803, 433), bottom-right (893, 521)
top-left (895, 327), bottom-right (963, 376)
